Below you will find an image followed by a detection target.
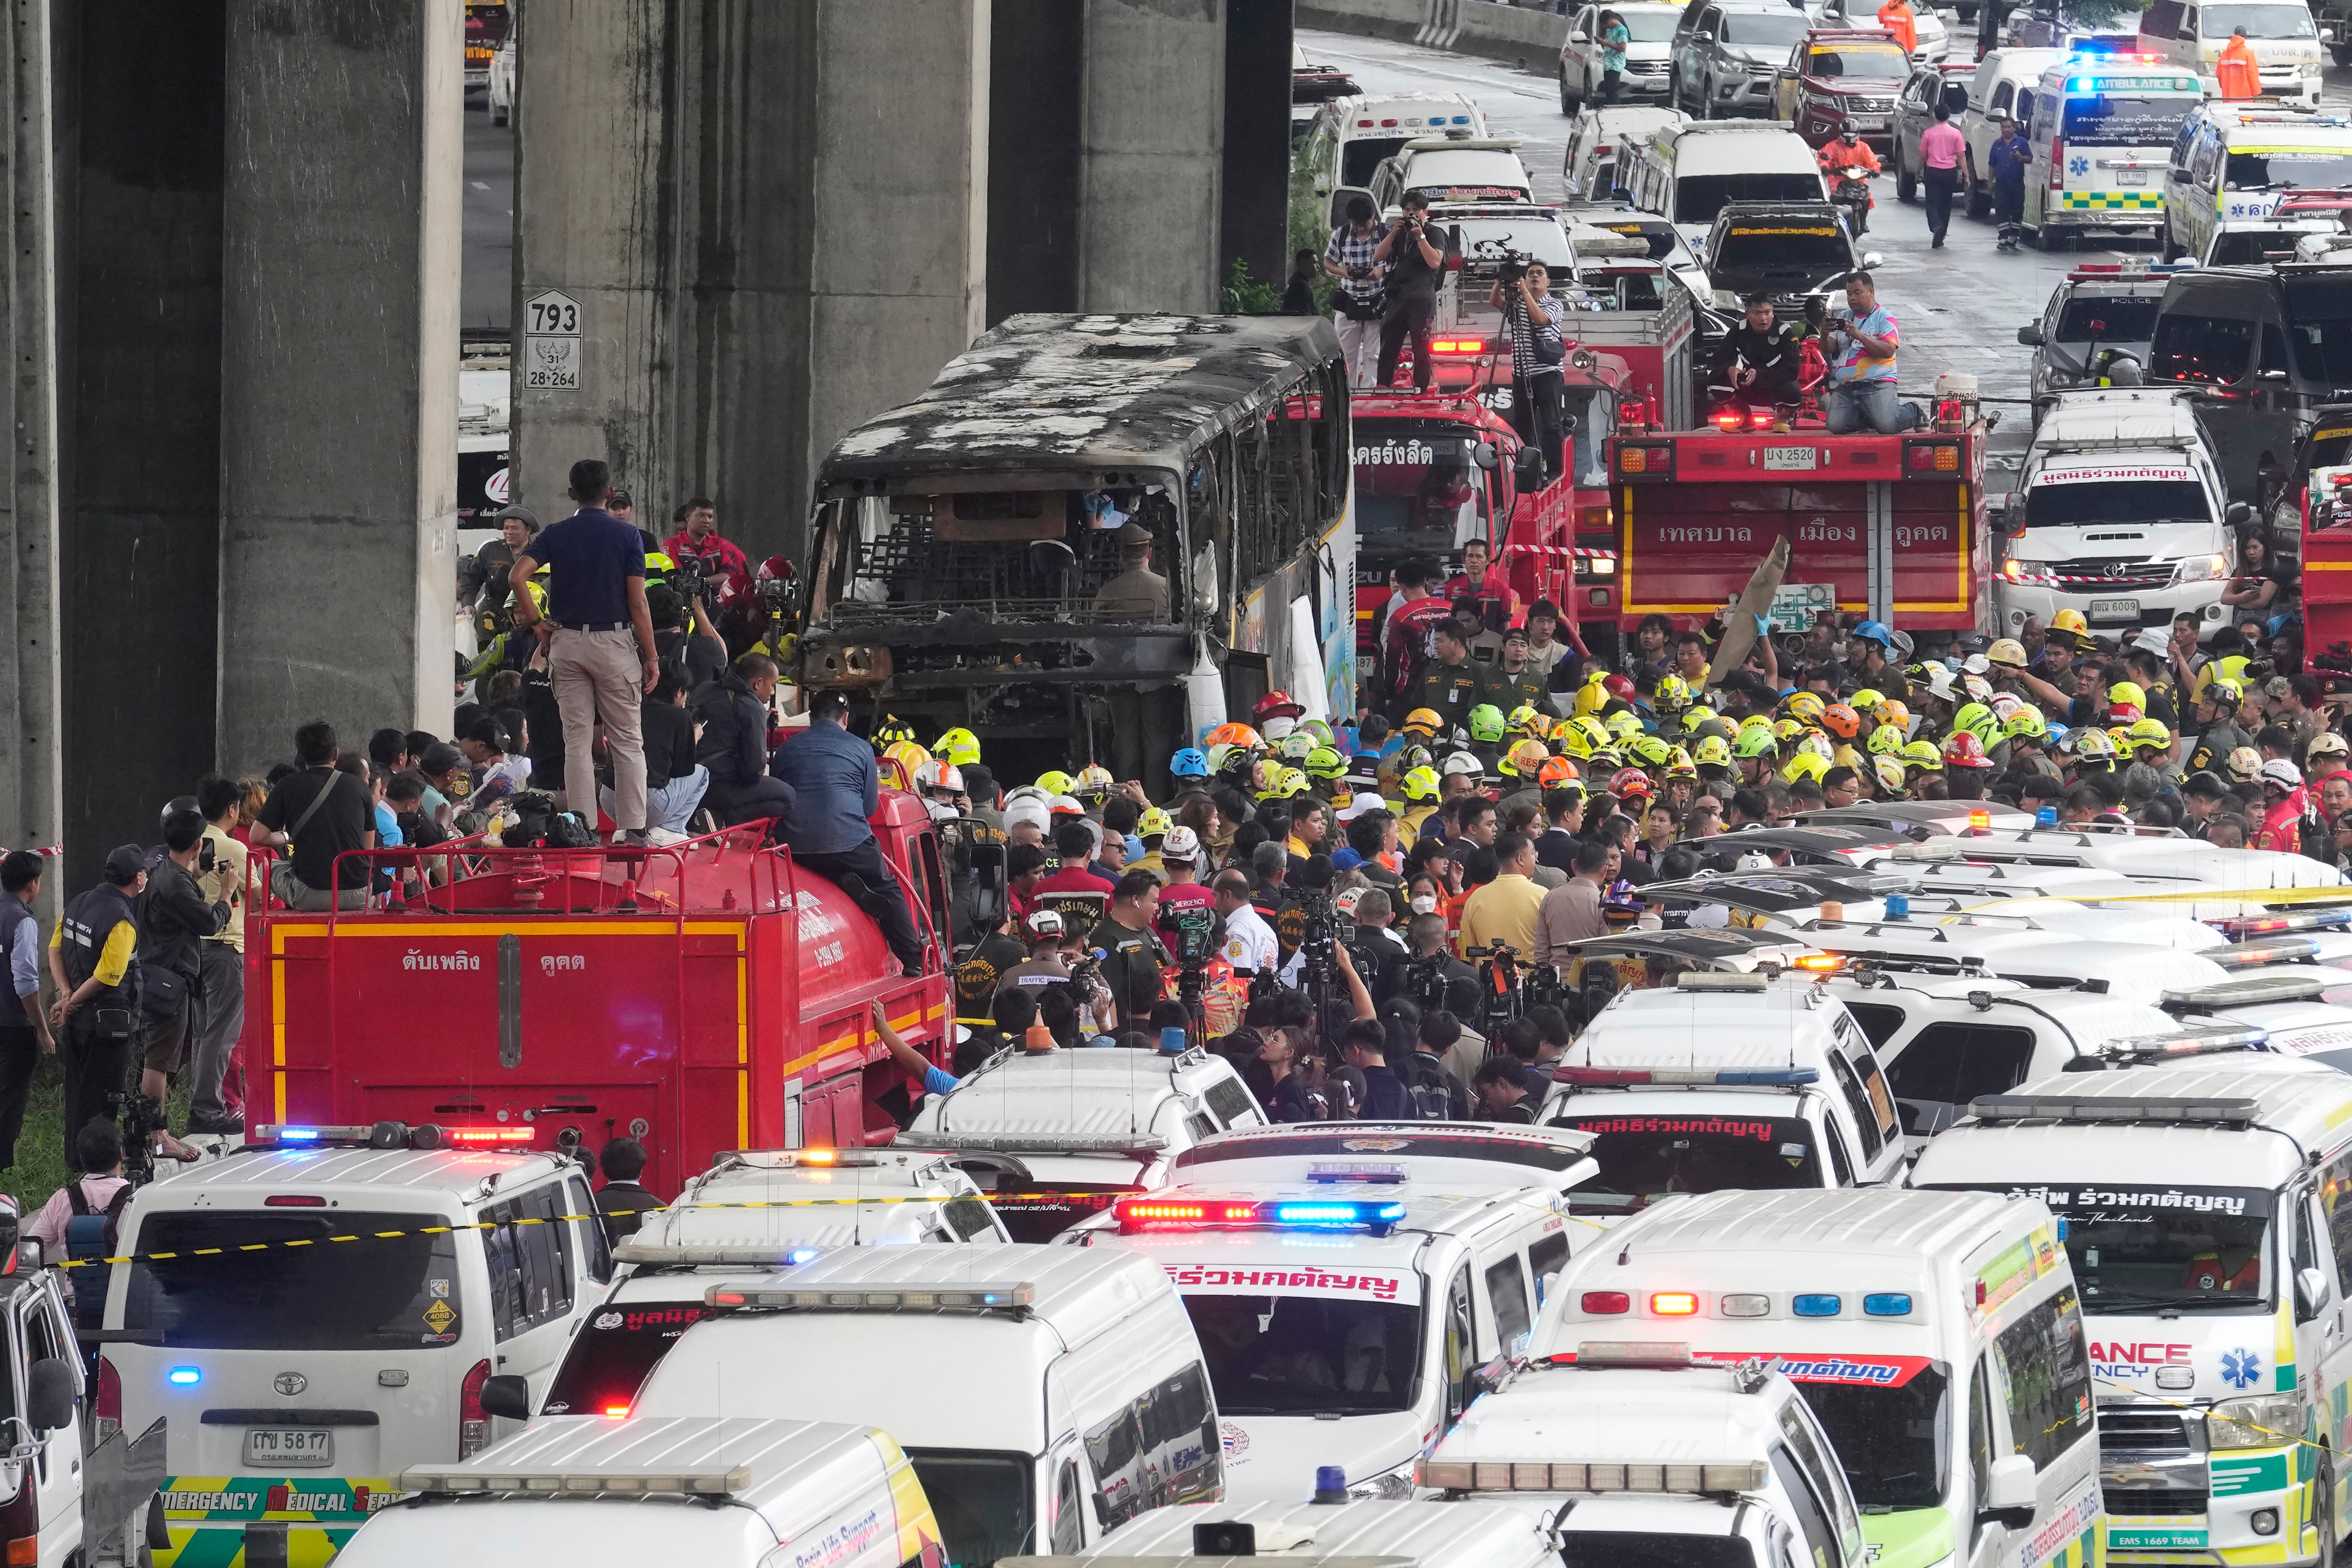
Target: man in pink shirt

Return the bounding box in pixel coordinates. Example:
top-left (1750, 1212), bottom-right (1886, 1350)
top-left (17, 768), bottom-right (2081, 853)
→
top-left (1918, 103), bottom-right (1966, 249)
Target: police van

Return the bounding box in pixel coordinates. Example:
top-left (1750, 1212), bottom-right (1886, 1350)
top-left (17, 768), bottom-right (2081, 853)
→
top-left (1537, 972), bottom-right (1908, 1208)
top-left (105, 1122), bottom-right (607, 1567)
top-left (1421, 1342), bottom-right (1867, 1568)
top-left (2020, 56), bottom-right (2203, 245)
top-left (1001, 1496), bottom-right (1566, 1567)
top-left (1535, 1187), bottom-right (2104, 1568)
top-left (2161, 104), bottom-right (2352, 267)
top-left (1065, 1123), bottom-right (1600, 1504)
top-left (532, 1147), bottom-right (1009, 1423)
top-left (338, 1415), bottom-right (946, 1568)
top-left (901, 1042), bottom-right (1269, 1241)
top-left (1912, 1060), bottom-right (2352, 1567)
top-left (629, 1244), bottom-right (1222, 1564)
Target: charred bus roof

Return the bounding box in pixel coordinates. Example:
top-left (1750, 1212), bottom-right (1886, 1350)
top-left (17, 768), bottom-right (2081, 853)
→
top-left (815, 313), bottom-right (1343, 498)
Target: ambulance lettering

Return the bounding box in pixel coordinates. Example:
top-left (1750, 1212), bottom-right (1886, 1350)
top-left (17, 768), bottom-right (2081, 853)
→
top-left (2090, 1341), bottom-right (2190, 1381)
top-left (1165, 1265), bottom-right (1411, 1301)
top-left (788, 1503), bottom-right (886, 1568)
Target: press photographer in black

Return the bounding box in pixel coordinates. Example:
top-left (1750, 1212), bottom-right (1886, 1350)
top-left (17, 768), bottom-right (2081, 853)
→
top-left (1374, 193), bottom-right (1449, 394)
top-left (1488, 256), bottom-right (1569, 482)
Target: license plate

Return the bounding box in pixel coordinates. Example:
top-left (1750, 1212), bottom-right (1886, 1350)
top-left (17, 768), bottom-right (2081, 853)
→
top-left (245, 1428), bottom-right (334, 1469)
top-left (1764, 445), bottom-right (1818, 470)
top-left (2118, 169), bottom-right (2148, 185)
top-left (2089, 597), bottom-right (2140, 622)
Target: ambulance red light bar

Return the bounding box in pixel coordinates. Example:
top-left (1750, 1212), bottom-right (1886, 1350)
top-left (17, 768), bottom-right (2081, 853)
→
top-left (1112, 1196), bottom-right (1407, 1235)
top-left (1714, 408), bottom-right (1742, 431)
top-left (2199, 936), bottom-right (2319, 969)
top-left (1551, 1065), bottom-right (1820, 1087)
top-left (250, 1121), bottom-right (535, 1150)
top-left (2213, 910), bottom-right (2352, 936)
top-left (704, 1281), bottom-right (1036, 1314)
top-left (1430, 337), bottom-right (1487, 355)
top-left (446, 1127), bottom-right (537, 1145)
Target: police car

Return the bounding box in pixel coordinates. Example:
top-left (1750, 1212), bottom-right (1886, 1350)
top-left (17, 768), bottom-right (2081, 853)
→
top-left (1065, 1124), bottom-right (1599, 1504)
top-left (1538, 971), bottom-right (1908, 1204)
top-left (900, 1041), bottom-right (1269, 1241)
top-left (1420, 1342), bottom-right (1867, 1568)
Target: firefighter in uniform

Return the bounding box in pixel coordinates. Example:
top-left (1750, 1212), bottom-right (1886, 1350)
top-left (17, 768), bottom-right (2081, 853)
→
top-left (46, 846), bottom-right (145, 1172)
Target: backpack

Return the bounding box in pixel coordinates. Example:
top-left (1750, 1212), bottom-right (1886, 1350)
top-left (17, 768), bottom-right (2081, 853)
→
top-left (64, 1180), bottom-right (134, 1327)
top-left (1404, 1051), bottom-right (1468, 1122)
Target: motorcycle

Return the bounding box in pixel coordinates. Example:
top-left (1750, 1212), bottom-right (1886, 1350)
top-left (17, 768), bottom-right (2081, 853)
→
top-left (1829, 169), bottom-right (1872, 238)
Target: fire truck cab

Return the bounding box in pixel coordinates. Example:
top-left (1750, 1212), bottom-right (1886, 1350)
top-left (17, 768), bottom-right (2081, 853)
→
top-left (242, 803), bottom-right (957, 1200)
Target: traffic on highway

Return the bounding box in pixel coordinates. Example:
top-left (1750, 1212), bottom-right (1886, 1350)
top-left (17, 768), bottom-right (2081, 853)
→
top-left (37, 4), bottom-right (2352, 1568)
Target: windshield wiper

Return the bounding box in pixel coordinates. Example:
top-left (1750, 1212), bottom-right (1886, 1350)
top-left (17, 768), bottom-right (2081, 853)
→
top-left (2084, 1289), bottom-right (2265, 1313)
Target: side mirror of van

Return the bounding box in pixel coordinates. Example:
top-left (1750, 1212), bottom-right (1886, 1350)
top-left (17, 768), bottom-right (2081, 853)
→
top-left (1328, 185), bottom-right (1376, 231)
top-left (2297, 1265), bottom-right (2331, 1322)
top-left (478, 1374), bottom-right (532, 1423)
top-left (1977, 1453), bottom-right (2038, 1532)
top-left (2227, 501), bottom-right (2254, 527)
top-left (24, 1358), bottom-right (75, 1436)
top-left (1860, 251), bottom-right (1884, 270)
top-left (2016, 325), bottom-right (2045, 346)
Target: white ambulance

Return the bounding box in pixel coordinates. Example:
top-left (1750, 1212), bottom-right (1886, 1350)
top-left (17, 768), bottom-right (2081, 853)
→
top-left (1533, 1187), bottom-right (2103, 1568)
top-left (901, 1042), bottom-right (1270, 1241)
top-left (2018, 54), bottom-right (2203, 246)
top-left (1536, 971), bottom-right (1909, 1208)
top-left (2161, 105), bottom-right (2352, 267)
top-left (338, 1415), bottom-right (946, 1568)
top-left (1000, 1495), bottom-right (1564, 1566)
top-left (1911, 1060), bottom-right (2352, 1567)
top-left (1066, 1123), bottom-right (1599, 1504)
top-left (1421, 1341), bottom-right (1867, 1568)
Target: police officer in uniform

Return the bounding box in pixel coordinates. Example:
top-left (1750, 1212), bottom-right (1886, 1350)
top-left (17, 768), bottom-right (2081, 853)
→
top-left (1405, 622), bottom-right (1498, 727)
top-left (47, 846), bottom-right (146, 1172)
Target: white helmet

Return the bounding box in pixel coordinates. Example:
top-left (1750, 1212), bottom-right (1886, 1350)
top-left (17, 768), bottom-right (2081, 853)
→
top-left (914, 759), bottom-right (965, 795)
top-left (1736, 850), bottom-right (1773, 871)
top-left (1162, 826), bottom-right (1202, 863)
top-left (1441, 752), bottom-right (1484, 777)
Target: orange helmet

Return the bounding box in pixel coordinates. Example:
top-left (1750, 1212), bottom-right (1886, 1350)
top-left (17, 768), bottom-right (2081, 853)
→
top-left (1537, 755), bottom-right (1583, 789)
top-left (1206, 722), bottom-right (1264, 750)
top-left (1820, 703), bottom-right (1860, 740)
top-left (1501, 738), bottom-right (1552, 778)
top-left (1610, 767), bottom-right (1655, 799)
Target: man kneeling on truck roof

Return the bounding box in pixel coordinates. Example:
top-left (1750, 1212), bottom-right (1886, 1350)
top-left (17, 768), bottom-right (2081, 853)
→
top-left (1824, 271), bottom-right (1913, 435)
top-left (769, 688), bottom-right (926, 973)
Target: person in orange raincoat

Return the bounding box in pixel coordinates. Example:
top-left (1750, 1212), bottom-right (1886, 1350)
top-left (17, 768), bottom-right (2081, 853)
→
top-left (1877, 0), bottom-right (1917, 57)
top-left (2217, 27), bottom-right (2261, 98)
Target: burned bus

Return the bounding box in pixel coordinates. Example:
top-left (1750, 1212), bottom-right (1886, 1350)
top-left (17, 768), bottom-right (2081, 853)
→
top-left (795, 314), bottom-right (1354, 782)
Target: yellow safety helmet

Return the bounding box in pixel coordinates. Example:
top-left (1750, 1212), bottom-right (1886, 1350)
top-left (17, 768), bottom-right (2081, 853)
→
top-left (1877, 699), bottom-right (1911, 732)
top-left (1681, 705), bottom-right (1718, 734)
top-left (2107, 680), bottom-right (2148, 713)
top-left (1508, 704), bottom-right (1548, 739)
top-left (1501, 738), bottom-right (1552, 777)
top-left (2050, 608), bottom-right (2090, 638)
top-left (1873, 755), bottom-right (1909, 794)
top-left (1402, 766), bottom-right (1441, 802)
top-left (1604, 711), bottom-right (1643, 742)
top-left (1783, 752), bottom-right (1828, 785)
top-left (1782, 691), bottom-right (1826, 724)
top-left (1655, 673), bottom-right (1692, 713)
top-left (1849, 688), bottom-right (1886, 713)
top-left (643, 550), bottom-right (677, 575)
top-left (1900, 739), bottom-right (1943, 771)
top-left (1573, 676), bottom-right (1610, 717)
top-left (883, 741), bottom-right (933, 783)
top-left (1771, 718), bottom-right (1805, 744)
top-left (1138, 807), bottom-right (1173, 838)
top-left (1693, 735), bottom-right (1733, 768)
top-left (1666, 748), bottom-right (1698, 779)
top-left (1574, 716), bottom-right (1614, 754)
top-left (1403, 708), bottom-right (1445, 739)
top-left (933, 728), bottom-right (981, 767)
top-left (1630, 735), bottom-right (1674, 768)
top-left (1868, 724), bottom-right (1906, 756)
top-left (2126, 717), bottom-right (2171, 750)
top-left (1034, 769), bottom-right (1074, 797)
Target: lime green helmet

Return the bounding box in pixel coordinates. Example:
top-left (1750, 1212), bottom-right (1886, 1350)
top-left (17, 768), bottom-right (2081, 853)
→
top-left (1303, 744), bottom-right (1347, 780)
top-left (1783, 752), bottom-right (1828, 784)
top-left (1402, 766), bottom-right (1441, 801)
top-left (1900, 739), bottom-right (1944, 771)
top-left (1604, 711), bottom-right (1643, 742)
top-left (1297, 718), bottom-right (1337, 748)
top-left (1952, 702), bottom-right (1999, 746)
top-left (2002, 707), bottom-right (2048, 742)
top-left (1630, 734), bottom-right (1673, 768)
top-left (1681, 705), bottom-right (1717, 734)
top-left (1735, 727), bottom-right (1779, 759)
top-left (1468, 704), bottom-right (1508, 744)
top-left (1868, 725), bottom-right (1907, 756)
top-left (1693, 735), bottom-right (1732, 768)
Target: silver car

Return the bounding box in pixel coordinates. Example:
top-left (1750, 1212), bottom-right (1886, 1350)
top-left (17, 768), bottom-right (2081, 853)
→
top-left (1672, 0), bottom-right (1817, 118)
top-left (2013, 270), bottom-right (2168, 416)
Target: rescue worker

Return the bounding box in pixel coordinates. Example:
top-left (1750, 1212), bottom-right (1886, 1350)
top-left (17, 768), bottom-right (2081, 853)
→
top-left (594, 1138), bottom-right (666, 1242)
top-left (1877, 0), bottom-right (1918, 56)
top-left (47, 846), bottom-right (145, 1173)
top-left (1988, 116), bottom-right (2032, 252)
top-left (2218, 26), bottom-right (2260, 98)
top-left (769, 689), bottom-right (927, 974)
top-left (1818, 122), bottom-right (1882, 181)
top-left (1721, 294), bottom-right (1806, 420)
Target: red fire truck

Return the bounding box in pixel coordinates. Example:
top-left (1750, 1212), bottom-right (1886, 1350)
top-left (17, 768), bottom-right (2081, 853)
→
top-left (238, 799), bottom-right (956, 1197)
top-left (1605, 411), bottom-right (1994, 636)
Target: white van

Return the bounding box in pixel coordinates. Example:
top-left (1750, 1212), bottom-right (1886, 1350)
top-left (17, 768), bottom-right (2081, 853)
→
top-left (1911, 1060), bottom-right (2352, 1566)
top-left (1003, 1497), bottom-right (1566, 1567)
top-left (1537, 972), bottom-right (1908, 1207)
top-left (1564, 104), bottom-right (1687, 201)
top-left (1958, 47), bottom-right (2067, 214)
top-left (630, 1244), bottom-right (1221, 1563)
top-left (1534, 1187), bottom-right (2104, 1568)
top-left (1422, 1343), bottom-right (1867, 1568)
top-left (1996, 388), bottom-right (2238, 647)
top-left (2140, 0), bottom-right (2326, 106)
top-left (531, 1147), bottom-right (1010, 1422)
top-left (109, 1125), bottom-right (606, 1568)
top-left (2020, 58), bottom-right (2203, 245)
top-left (339, 1415), bottom-right (944, 1568)
top-left (1067, 1123), bottom-right (1599, 1504)
top-left (1890, 826), bottom-right (2352, 888)
top-left (902, 1042), bottom-right (1269, 1241)
top-left (1298, 94), bottom-right (1491, 218)
top-left (2162, 103), bottom-right (2352, 265)
top-left (1622, 120), bottom-right (1827, 247)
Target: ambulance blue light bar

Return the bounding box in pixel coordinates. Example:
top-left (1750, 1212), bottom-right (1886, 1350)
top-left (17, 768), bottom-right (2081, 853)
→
top-left (1553, 1066), bottom-right (1820, 1087)
top-left (1114, 1196), bottom-right (1407, 1236)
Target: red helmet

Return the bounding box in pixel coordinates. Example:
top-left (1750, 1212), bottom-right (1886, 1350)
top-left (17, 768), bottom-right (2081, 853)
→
top-left (1601, 673), bottom-right (1637, 705)
top-left (756, 555), bottom-right (793, 581)
top-left (1254, 690), bottom-right (1306, 722)
top-left (1610, 767), bottom-right (1655, 799)
top-left (1942, 731), bottom-right (1993, 769)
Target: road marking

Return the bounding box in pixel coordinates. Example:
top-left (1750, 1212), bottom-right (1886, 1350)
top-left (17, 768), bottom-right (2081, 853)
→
top-left (470, 180), bottom-right (489, 191)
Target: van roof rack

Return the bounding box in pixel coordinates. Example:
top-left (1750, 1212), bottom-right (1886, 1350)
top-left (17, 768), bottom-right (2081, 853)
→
top-left (1967, 1092), bottom-right (2261, 1127)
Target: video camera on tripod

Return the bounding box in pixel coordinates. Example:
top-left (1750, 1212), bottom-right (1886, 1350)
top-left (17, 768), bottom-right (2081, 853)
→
top-left (1474, 940), bottom-right (1524, 1036)
top-left (106, 1090), bottom-right (168, 1189)
top-left (1165, 905), bottom-right (1220, 1042)
top-left (1474, 236), bottom-right (1540, 286)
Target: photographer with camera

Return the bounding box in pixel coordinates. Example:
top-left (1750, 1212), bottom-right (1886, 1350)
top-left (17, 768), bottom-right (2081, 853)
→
top-left (662, 497), bottom-right (753, 632)
top-left (1375, 193), bottom-right (1449, 394)
top-left (1323, 195), bottom-right (1386, 388)
top-left (1488, 258), bottom-right (1569, 483)
top-left (1340, 886), bottom-right (1407, 1002)
top-left (135, 806), bottom-right (228, 1158)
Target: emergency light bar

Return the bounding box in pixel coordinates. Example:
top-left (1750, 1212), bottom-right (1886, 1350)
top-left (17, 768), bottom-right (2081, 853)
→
top-left (1306, 1161), bottom-right (1408, 1183)
top-left (1112, 1196), bottom-right (1407, 1236)
top-left (250, 1122), bottom-right (536, 1150)
top-left (2198, 936), bottom-right (2319, 969)
top-left (1966, 1093), bottom-right (2262, 1127)
top-left (1417, 1457), bottom-right (1771, 1495)
top-left (1551, 1065), bottom-right (1820, 1088)
top-left (704, 1281), bottom-right (1036, 1314)
top-left (613, 1243), bottom-right (825, 1267)
top-left (399, 1463), bottom-right (751, 1496)
top-left (896, 1133), bottom-right (1168, 1156)
top-left (1430, 337), bottom-right (1488, 355)
top-left (2090, 1024), bottom-right (2269, 1063)
top-left (1578, 1340), bottom-right (1694, 1366)
top-left (2163, 974), bottom-right (2329, 1010)
top-left (1672, 971), bottom-right (1771, 992)
top-left (2214, 910), bottom-right (2352, 937)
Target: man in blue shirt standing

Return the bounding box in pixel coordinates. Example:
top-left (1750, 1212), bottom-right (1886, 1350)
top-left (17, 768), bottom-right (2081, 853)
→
top-left (769, 689), bottom-right (926, 972)
top-left (1987, 116), bottom-right (2031, 253)
top-left (509, 459), bottom-right (659, 845)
